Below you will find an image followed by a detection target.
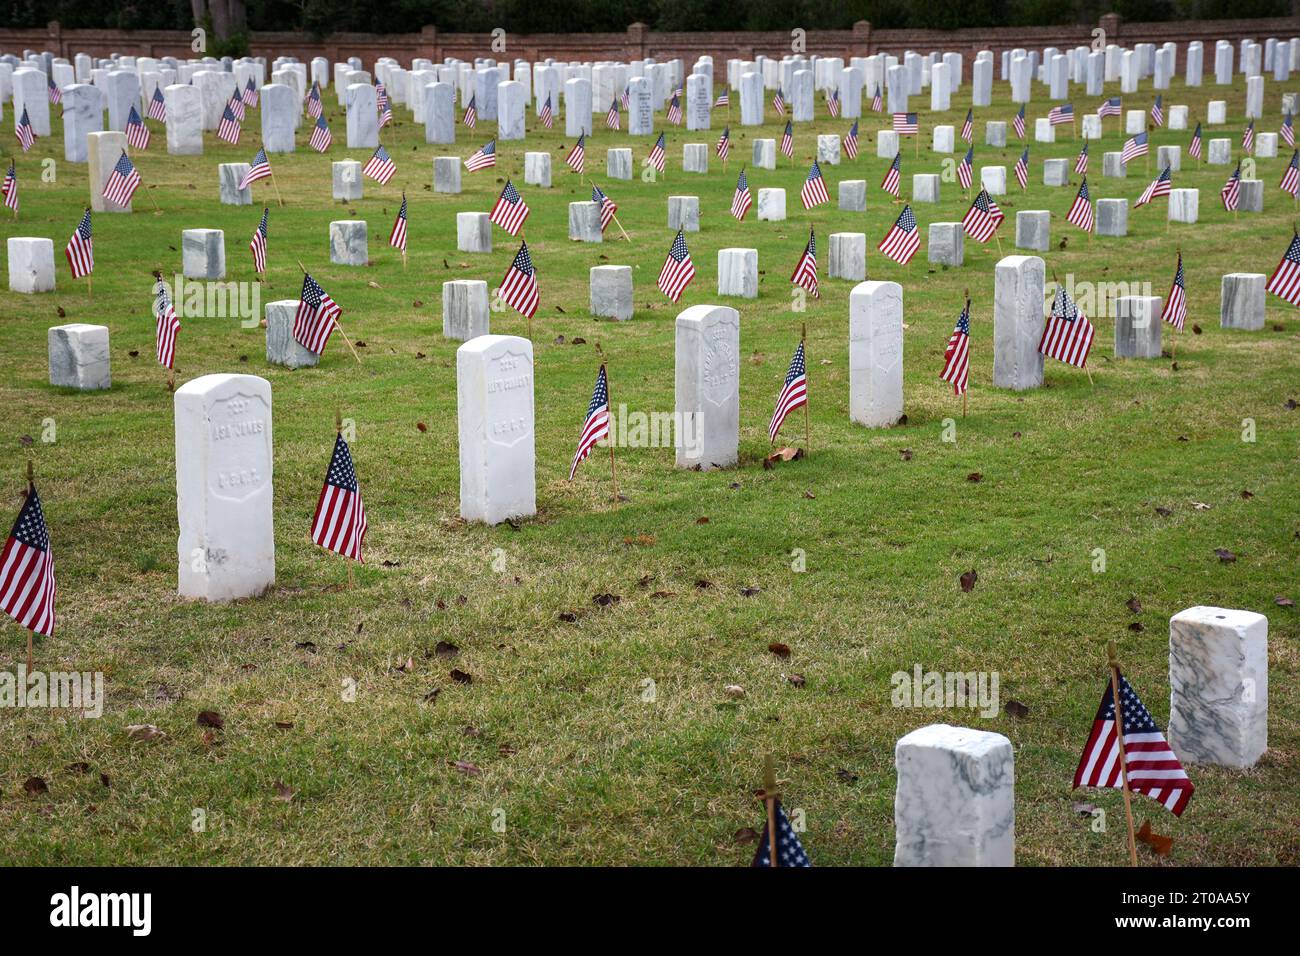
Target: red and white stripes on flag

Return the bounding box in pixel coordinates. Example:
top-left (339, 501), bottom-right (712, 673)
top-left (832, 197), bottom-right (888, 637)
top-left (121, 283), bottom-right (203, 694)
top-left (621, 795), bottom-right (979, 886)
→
top-left (790, 228), bottom-right (818, 299)
top-left (878, 205), bottom-right (921, 265)
top-left (1073, 670), bottom-right (1194, 817)
top-left (1280, 149), bottom-right (1300, 198)
top-left (956, 145), bottom-right (973, 190)
top-left (666, 92), bottom-right (681, 125)
top-left (294, 272), bottom-right (343, 355)
top-left (306, 82), bottom-right (323, 119)
top-left (1014, 147), bottom-right (1029, 189)
top-left (125, 106), bottom-right (150, 150)
top-left (892, 112), bottom-right (918, 134)
top-left (102, 151), bottom-right (142, 206)
top-left (962, 189), bottom-right (1004, 244)
top-left (540, 95), bottom-right (553, 128)
top-left (800, 161), bottom-right (829, 209)
top-left (1039, 286), bottom-right (1095, 369)
top-left (1282, 113), bottom-right (1295, 148)
top-left (1221, 162), bottom-right (1241, 211)
top-left (465, 139), bottom-right (497, 171)
top-left (657, 230), bottom-right (695, 302)
top-left (1189, 123), bottom-right (1203, 160)
top-left (16, 107), bottom-right (35, 152)
top-left (1120, 131), bottom-right (1148, 165)
top-left (568, 366), bottom-right (610, 481)
top-left (2, 161), bottom-right (18, 212)
top-left (939, 300), bottom-right (971, 395)
top-left (768, 341), bottom-right (807, 443)
top-left (1066, 178), bottom-right (1094, 233)
top-left (1266, 232), bottom-right (1300, 306)
top-left (881, 152), bottom-right (901, 197)
top-left (1135, 165), bottom-right (1172, 207)
top-left (64, 209), bottom-right (93, 278)
top-left (1013, 104), bottom-right (1025, 140)
top-left (716, 126), bottom-right (730, 159)
top-left (592, 185), bottom-right (617, 232)
top-left (0, 484), bottom-right (56, 638)
top-left (498, 240), bottom-right (540, 318)
top-left (780, 121), bottom-right (793, 158)
top-left (363, 145), bottom-right (396, 184)
top-left (1074, 142), bottom-right (1088, 176)
top-left (243, 78), bottom-right (259, 108)
top-left (606, 99), bottom-right (620, 130)
top-left (238, 148), bottom-right (272, 190)
top-left (730, 168), bottom-right (753, 221)
top-left (843, 120), bottom-right (858, 159)
top-left (249, 207), bottom-right (269, 274)
top-left (1242, 120), bottom-right (1255, 153)
top-left (489, 179), bottom-right (530, 236)
top-left (390, 194), bottom-right (408, 252)
top-left (648, 133), bottom-right (666, 172)
top-left (309, 114), bottom-right (333, 152)
top-left (464, 94), bottom-right (477, 129)
top-left (217, 99), bottom-right (241, 144)
top-left (155, 282), bottom-right (180, 369)
top-left (961, 109), bottom-right (973, 143)
top-left (566, 133), bottom-right (586, 174)
top-left (1161, 253), bottom-right (1187, 331)
top-left (311, 434), bottom-right (368, 563)
top-left (48, 75), bottom-right (61, 104)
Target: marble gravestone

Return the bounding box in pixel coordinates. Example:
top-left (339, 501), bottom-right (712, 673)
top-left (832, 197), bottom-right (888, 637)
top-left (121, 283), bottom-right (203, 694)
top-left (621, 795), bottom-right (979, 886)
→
top-left (346, 83), bottom-right (379, 148)
top-left (1220, 273), bottom-right (1265, 330)
top-left (894, 724), bottom-right (1015, 867)
top-left (1114, 295), bottom-right (1163, 358)
top-left (174, 373), bottom-right (275, 601)
top-left (7, 237), bottom-right (56, 293)
top-left (88, 131), bottom-right (132, 212)
top-left (442, 279), bottom-right (490, 341)
top-left (48, 324), bottom-right (110, 390)
top-left (993, 255), bottom-right (1045, 390)
top-left (218, 163), bottom-right (252, 205)
top-left (675, 305), bottom-right (740, 470)
top-left (717, 248), bottom-right (758, 298)
top-left (424, 81), bottom-right (455, 145)
top-left (329, 220), bottom-right (368, 266)
top-left (182, 229), bottom-right (226, 279)
top-left (456, 334), bottom-right (536, 525)
top-left (829, 233), bottom-right (867, 281)
top-left (61, 84), bottom-right (103, 162)
top-left (928, 222), bottom-right (963, 266)
top-left (164, 82), bottom-right (204, 155)
top-left (105, 70), bottom-right (140, 132)
top-left (265, 300), bottom-right (319, 369)
top-left (260, 83), bottom-right (295, 152)
top-left (839, 180), bottom-right (866, 211)
top-left (332, 160), bottom-right (363, 201)
top-left (568, 202), bottom-right (604, 242)
top-left (434, 156), bottom-right (462, 194)
top-left (849, 281), bottom-right (904, 428)
top-left (590, 266), bottom-right (634, 321)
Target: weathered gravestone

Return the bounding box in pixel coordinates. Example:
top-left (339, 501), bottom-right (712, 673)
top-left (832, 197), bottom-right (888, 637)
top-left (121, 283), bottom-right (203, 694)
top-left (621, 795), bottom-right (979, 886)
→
top-left (456, 335), bottom-right (536, 525)
top-left (48, 324), bottom-right (110, 389)
top-left (849, 280), bottom-right (904, 428)
top-left (675, 305), bottom-right (740, 470)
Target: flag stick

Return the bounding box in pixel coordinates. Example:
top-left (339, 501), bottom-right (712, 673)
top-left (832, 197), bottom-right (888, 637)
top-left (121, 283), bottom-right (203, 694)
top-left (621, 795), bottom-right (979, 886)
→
top-left (167, 366), bottom-right (175, 392)
top-left (86, 273), bottom-right (92, 300)
top-left (270, 172), bottom-right (285, 207)
top-left (762, 754), bottom-right (779, 868)
top-left (598, 353), bottom-right (619, 504)
top-left (1108, 641), bottom-right (1140, 866)
top-left (801, 322), bottom-right (810, 456)
top-left (612, 212), bottom-right (632, 242)
top-left (296, 258), bottom-right (361, 363)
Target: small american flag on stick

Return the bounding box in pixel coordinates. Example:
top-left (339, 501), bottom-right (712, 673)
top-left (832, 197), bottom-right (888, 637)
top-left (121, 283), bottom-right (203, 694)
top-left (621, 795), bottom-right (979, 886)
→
top-left (893, 112), bottom-right (918, 134)
top-left (592, 185), bottom-right (617, 232)
top-left (716, 126), bottom-right (730, 159)
top-left (16, 107), bottom-right (35, 152)
top-left (103, 151), bottom-right (142, 206)
top-left (2, 160), bottom-right (17, 212)
top-left (155, 281), bottom-right (180, 369)
top-left (790, 227), bottom-right (818, 298)
top-left (666, 92), bottom-right (681, 125)
top-left (1280, 149), bottom-right (1299, 198)
top-left (957, 145), bottom-right (973, 190)
top-left (939, 299), bottom-right (971, 396)
top-left (126, 106), bottom-right (150, 150)
top-left (249, 206), bottom-right (269, 273)
top-left (311, 432), bottom-right (368, 563)
top-left (464, 94), bottom-right (477, 129)
top-left (390, 193), bottom-right (408, 253)
top-left (489, 179), bottom-right (530, 236)
top-left (1048, 102), bottom-right (1074, 126)
top-left (309, 114), bottom-right (332, 152)
top-left (243, 77), bottom-right (259, 108)
top-left (540, 95), bottom-right (553, 128)
top-left (730, 168), bottom-right (753, 220)
top-left (878, 205), bottom-right (921, 265)
top-left (48, 75), bottom-right (61, 104)
top-left (217, 99), bottom-right (241, 144)
top-left (772, 88), bottom-right (785, 116)
top-left (1040, 285), bottom-right (1095, 369)
top-left (1015, 146), bottom-right (1029, 189)
top-left (1066, 178), bottom-right (1094, 233)
top-left (881, 152), bottom-right (901, 198)
top-left (1136, 165), bottom-right (1173, 208)
top-left (779, 120), bottom-right (793, 158)
top-left (294, 272), bottom-right (343, 355)
top-left (306, 82), bottom-right (323, 119)
top-left (1242, 120), bottom-right (1254, 153)
top-left (843, 119), bottom-right (858, 159)
top-left (0, 478), bottom-right (56, 640)
top-left (147, 85), bottom-right (168, 121)
top-left (568, 366), bottom-right (611, 481)
top-left (566, 133), bottom-right (586, 174)
top-left (238, 147), bottom-right (272, 190)
top-left (962, 189), bottom-right (1004, 243)
top-left (498, 240), bottom-right (539, 318)
top-left (648, 133), bottom-right (666, 172)
top-left (800, 161), bottom-right (829, 209)
top-left (657, 230), bottom-right (695, 302)
top-left (465, 138), bottom-right (497, 171)
top-left (1012, 104), bottom-right (1025, 139)
top-left (826, 89), bottom-right (840, 118)
top-left (64, 209), bottom-right (93, 278)
top-left (1097, 97), bottom-right (1122, 118)
top-left (1282, 113), bottom-right (1295, 148)
top-left (1161, 252), bottom-right (1187, 331)
top-left (1075, 142), bottom-right (1088, 176)
top-left (362, 145), bottom-right (396, 185)
top-left (1150, 95), bottom-right (1164, 127)
top-left (1220, 161), bottom-right (1241, 211)
top-left (606, 98), bottom-right (619, 130)
top-left (1266, 231), bottom-right (1300, 306)
top-left (768, 340), bottom-right (807, 443)
top-left (1189, 122), bottom-right (1202, 160)
top-left (961, 108), bottom-right (973, 143)
top-left (1120, 131), bottom-right (1148, 165)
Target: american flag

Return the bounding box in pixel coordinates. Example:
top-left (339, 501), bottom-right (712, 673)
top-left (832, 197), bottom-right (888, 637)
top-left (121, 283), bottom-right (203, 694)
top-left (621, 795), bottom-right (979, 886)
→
top-left (217, 98), bottom-right (241, 144)
top-left (1220, 161), bottom-right (1241, 210)
top-left (540, 94), bottom-right (553, 129)
top-left (939, 299), bottom-right (971, 395)
top-left (878, 204), bottom-right (920, 265)
top-left (309, 114), bottom-right (332, 152)
top-left (1073, 669), bottom-right (1194, 817)
top-left (103, 151), bottom-right (141, 206)
top-left (800, 160), bottom-right (829, 209)
top-left (606, 98), bottom-right (619, 130)
top-left (1136, 165), bottom-right (1173, 207)
top-left (1283, 113), bottom-right (1295, 149)
top-left (1039, 285), bottom-right (1095, 368)
top-left (311, 434), bottom-right (368, 562)
top-left (714, 90), bottom-right (729, 108)
top-left (648, 132), bottom-right (666, 172)
top-left (790, 227), bottom-right (818, 298)
top-left (620, 85), bottom-right (629, 109)
top-left (147, 85), bottom-right (167, 121)
top-left (666, 91), bottom-right (681, 125)
top-left (229, 87), bottom-right (246, 121)
top-left (1242, 120), bottom-right (1254, 153)
top-left (1266, 231), bottom-right (1300, 305)
top-left (1150, 95), bottom-right (1164, 127)
top-left (1097, 96), bottom-right (1122, 118)
top-left (16, 107), bottom-right (35, 152)
top-left (881, 151), bottom-right (901, 197)
top-left (390, 193), bottom-right (408, 252)
top-left (1066, 177), bottom-right (1094, 232)
top-left (957, 145), bottom-right (973, 190)
top-left (1280, 149), bottom-right (1299, 198)
top-left (773, 88), bottom-right (785, 116)
top-left (47, 74), bottom-right (61, 104)
top-left (657, 230), bottom-right (695, 302)
top-left (238, 147), bottom-right (272, 190)
top-left (498, 240), bottom-right (539, 317)
top-left (126, 105), bottom-right (150, 150)
top-left (154, 281), bottom-right (180, 368)
top-left (843, 119), bottom-right (858, 159)
top-left (465, 138), bottom-right (496, 171)
top-left (780, 120), bottom-right (793, 158)
top-left (490, 179), bottom-right (530, 235)
top-left (871, 86), bottom-right (882, 112)
top-left (377, 84), bottom-right (393, 128)
top-left (962, 188), bottom-right (1004, 243)
top-left (249, 206), bottom-right (269, 273)
top-left (730, 168), bottom-right (753, 220)
top-left (1015, 146), bottom-right (1030, 189)
top-left (716, 125), bottom-right (731, 159)
top-left (243, 77), bottom-right (258, 108)
top-left (1120, 131), bottom-right (1148, 165)
top-left (363, 144), bottom-right (396, 184)
top-left (568, 366), bottom-right (610, 481)
top-left (751, 799), bottom-right (811, 868)
top-left (1013, 104), bottom-right (1026, 139)
top-left (0, 483), bottom-right (56, 639)
top-left (768, 340), bottom-right (807, 442)
top-left (464, 94), bottom-right (477, 129)
top-left (1, 160), bottom-right (17, 212)
top-left (961, 108), bottom-right (973, 143)
top-left (566, 133), bottom-right (586, 174)
top-left (1048, 102), bottom-right (1074, 126)
top-left (306, 81), bottom-right (323, 119)
top-left (826, 89), bottom-right (840, 118)
top-left (1161, 252), bottom-right (1187, 331)
top-left (64, 208), bottom-right (93, 278)
top-left (593, 184), bottom-right (617, 231)
top-left (294, 272), bottom-right (342, 355)
top-left (893, 112), bottom-right (918, 134)
top-left (1075, 141), bottom-right (1088, 175)
top-left (1189, 122), bottom-right (1202, 160)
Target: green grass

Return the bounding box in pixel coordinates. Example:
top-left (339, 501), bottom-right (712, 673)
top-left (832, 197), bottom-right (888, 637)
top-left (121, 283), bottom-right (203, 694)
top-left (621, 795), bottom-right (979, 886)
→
top-left (0, 73), bottom-right (1297, 866)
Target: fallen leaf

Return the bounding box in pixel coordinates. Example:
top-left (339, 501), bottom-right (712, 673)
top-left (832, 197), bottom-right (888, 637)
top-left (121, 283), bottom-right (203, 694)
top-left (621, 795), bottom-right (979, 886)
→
top-left (967, 472), bottom-right (983, 483)
top-left (1004, 699), bottom-right (1030, 719)
top-left (275, 721), bottom-right (294, 730)
top-left (739, 586), bottom-right (760, 597)
top-left (899, 448), bottom-right (913, 461)
top-left (649, 590), bottom-right (676, 599)
top-left (451, 760), bottom-right (482, 777)
top-left (802, 490), bottom-right (816, 499)
top-left (273, 781), bottom-right (296, 802)
top-left (498, 743), bottom-right (517, 756)
top-left (725, 684), bottom-right (746, 699)
top-left (1275, 596), bottom-right (1295, 607)
top-left (1072, 801), bottom-right (1097, 816)
top-left (836, 768), bottom-right (859, 784)
top-left (450, 669), bottom-right (473, 684)
top-left (592, 592), bottom-right (621, 607)
top-left (196, 710), bottom-right (224, 730)
top-left (1126, 597), bottom-right (1143, 614)
top-left (125, 724), bottom-right (166, 741)
top-left (768, 642), bottom-right (791, 659)
top-left (694, 579), bottom-right (713, 590)
top-left (1129, 622), bottom-right (1145, 632)
top-left (434, 640), bottom-right (459, 657)
top-left (558, 611), bottom-right (578, 622)
top-left (786, 673), bottom-right (806, 688)
top-left (416, 422), bottom-right (427, 432)
top-left (695, 516), bottom-right (710, 525)
top-left (1240, 489), bottom-right (1254, 499)
top-left (1214, 548), bottom-right (1237, 563)
top-left (22, 776), bottom-right (48, 795)
top-left (1136, 820), bottom-right (1173, 856)
top-left (734, 827), bottom-right (759, 845)
top-left (959, 570), bottom-right (978, 592)
top-left (1155, 506), bottom-right (1173, 517)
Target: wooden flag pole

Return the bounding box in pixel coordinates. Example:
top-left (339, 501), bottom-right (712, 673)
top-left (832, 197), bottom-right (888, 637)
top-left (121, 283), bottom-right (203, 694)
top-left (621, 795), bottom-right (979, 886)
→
top-left (297, 259), bottom-right (361, 363)
top-left (762, 754), bottom-right (779, 868)
top-left (270, 172), bottom-right (285, 207)
top-left (1108, 641), bottom-right (1140, 866)
top-left (801, 323), bottom-right (810, 456)
top-left (612, 212), bottom-right (632, 243)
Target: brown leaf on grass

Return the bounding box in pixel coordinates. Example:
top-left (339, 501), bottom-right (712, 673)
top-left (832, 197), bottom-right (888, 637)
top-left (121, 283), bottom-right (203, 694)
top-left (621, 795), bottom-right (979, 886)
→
top-left (592, 592), bottom-right (621, 607)
top-left (273, 781), bottom-right (296, 802)
top-left (836, 768), bottom-right (860, 783)
top-left (695, 579), bottom-right (713, 590)
top-left (23, 776), bottom-right (48, 795)
top-left (128, 350), bottom-right (140, 357)
top-left (65, 762), bottom-right (91, 775)
top-left (1072, 801), bottom-right (1097, 816)
top-left (1241, 489), bottom-right (1254, 499)
top-left (434, 640), bottom-right (459, 658)
top-left (725, 684), bottom-right (746, 699)
top-left (463, 725), bottom-right (482, 738)
top-left (650, 590), bottom-right (676, 599)
top-left (56, 306), bottom-right (66, 317)
top-left (412, 300), bottom-right (423, 308)
top-left (275, 721), bottom-right (294, 730)
top-left (416, 422), bottom-right (427, 432)
top-left (1214, 548), bottom-right (1237, 563)
top-left (740, 586), bottom-right (760, 597)
top-left (99, 773), bottom-right (111, 788)
top-left (734, 827), bottom-right (759, 845)
top-left (1275, 596), bottom-right (1295, 607)
top-left (557, 611), bottom-right (578, 623)
top-left (196, 710), bottom-right (224, 730)
top-left (19, 435), bottom-right (33, 447)
top-left (959, 570), bottom-right (978, 592)
top-left (899, 448), bottom-right (913, 461)
top-left (451, 760), bottom-right (482, 777)
top-left (1192, 324), bottom-right (1202, 334)
top-left (768, 642), bottom-right (791, 659)
top-left (450, 669), bottom-right (473, 684)
top-left (1126, 597), bottom-right (1143, 614)
top-left (1129, 622), bottom-right (1145, 632)
top-left (764, 447), bottom-right (804, 467)
top-left (967, 472), bottom-right (983, 483)
top-left (1286, 399), bottom-right (1298, 410)
top-left (803, 490), bottom-right (816, 499)
top-left (1155, 506), bottom-right (1173, 517)
top-left (695, 516), bottom-right (710, 524)
top-left (498, 743), bottom-right (518, 756)
top-left (126, 724), bottom-right (166, 741)
top-left (1003, 699), bottom-right (1030, 719)
top-left (786, 673), bottom-right (806, 688)
top-left (423, 688), bottom-right (441, 703)
top-left (1136, 820), bottom-right (1173, 856)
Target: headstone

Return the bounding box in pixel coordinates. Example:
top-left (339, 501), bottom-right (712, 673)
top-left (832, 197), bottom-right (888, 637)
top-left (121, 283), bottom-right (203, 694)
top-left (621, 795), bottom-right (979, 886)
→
top-left (930, 62), bottom-right (951, 111)
top-left (932, 125), bottom-right (955, 153)
top-left (1245, 75), bottom-right (1264, 119)
top-left (1207, 100), bottom-right (1227, 124)
top-left (565, 77), bottom-right (592, 137)
top-left (980, 166), bottom-right (1007, 196)
top-left (1010, 55), bottom-right (1031, 103)
top-left (739, 71), bottom-right (763, 126)
top-left (61, 84), bottom-right (103, 163)
top-left (1220, 273), bottom-right (1266, 330)
top-left (668, 195), bottom-right (700, 233)
top-left (894, 725), bottom-right (1015, 867)
top-left (524, 151), bottom-right (551, 187)
top-left (1124, 109), bottom-right (1145, 135)
top-left (994, 255), bottom-right (1045, 390)
top-left (1103, 151), bottom-right (1126, 177)
top-left (105, 70), bottom-right (140, 131)
top-left (1186, 42), bottom-right (1203, 87)
top-left (259, 83), bottom-right (295, 153)
top-left (218, 163), bottom-right (252, 205)
top-left (181, 229), bottom-right (226, 279)
top-left (849, 280), bottom-right (904, 428)
top-left (791, 68), bottom-right (813, 121)
top-left (1097, 198), bottom-right (1128, 236)
top-left (1168, 188), bottom-right (1198, 223)
top-left (332, 160), bottom-right (363, 200)
top-left (174, 373), bottom-right (275, 601)
top-left (985, 121), bottom-right (1007, 147)
top-left (877, 129), bottom-right (899, 158)
top-left (1238, 178), bottom-right (1264, 213)
top-left (757, 188), bottom-right (786, 221)
top-left (568, 201), bottom-right (604, 242)
top-left (752, 138), bottom-right (776, 170)
top-left (928, 222), bottom-right (964, 266)
top-left (1034, 117), bottom-right (1055, 143)
top-left (674, 305), bottom-right (740, 470)
top-left (192, 70), bottom-right (229, 130)
top-left (424, 81), bottom-right (455, 144)
top-left (163, 83), bottom-right (203, 155)
top-left (345, 83), bottom-right (378, 148)
top-left (456, 335), bottom-right (536, 525)
top-left (433, 156), bottom-right (461, 194)
top-left (590, 266), bottom-right (634, 321)
top-left (829, 233), bottom-right (867, 281)
top-left (682, 143), bottom-right (708, 173)
top-left (1015, 211), bottom-right (1050, 251)
top-left (13, 68), bottom-right (51, 136)
top-left (328, 220), bottom-right (367, 266)
top-left (87, 130), bottom-right (131, 213)
top-left (972, 56), bottom-right (992, 107)
top-left (686, 72), bottom-right (711, 130)
top-left (717, 248), bottom-right (758, 298)
top-left (1042, 158), bottom-right (1069, 186)
top-left (1168, 606), bottom-right (1268, 769)
top-left (6, 238), bottom-right (55, 294)
top-left (839, 180), bottom-right (866, 211)
top-left (442, 279), bottom-right (490, 341)
top-left (457, 212), bottom-right (492, 253)
top-left (607, 148), bottom-right (633, 180)
top-left (497, 80), bottom-right (525, 140)
top-left (264, 299), bottom-right (320, 369)
top-left (913, 174), bottom-right (940, 203)
top-left (1114, 295), bottom-right (1162, 358)
top-left (1254, 131), bottom-right (1278, 158)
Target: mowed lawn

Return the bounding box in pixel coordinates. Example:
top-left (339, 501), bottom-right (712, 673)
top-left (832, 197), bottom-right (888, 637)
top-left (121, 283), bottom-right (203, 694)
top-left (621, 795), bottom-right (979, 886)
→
top-left (0, 70), bottom-right (1297, 866)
